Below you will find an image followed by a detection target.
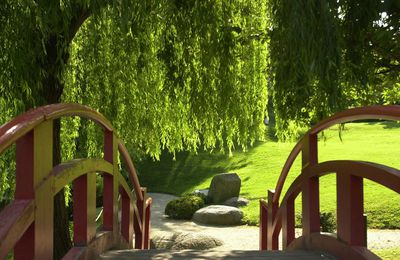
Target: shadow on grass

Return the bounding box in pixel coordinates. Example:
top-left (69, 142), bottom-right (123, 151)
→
top-left (373, 121), bottom-right (400, 129)
top-left (136, 148), bottom-right (253, 195)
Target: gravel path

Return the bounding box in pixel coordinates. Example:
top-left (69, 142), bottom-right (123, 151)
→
top-left (149, 193), bottom-right (400, 251)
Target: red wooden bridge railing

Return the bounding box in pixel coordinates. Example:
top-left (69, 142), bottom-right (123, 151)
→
top-left (259, 105), bottom-right (400, 259)
top-left (0, 104), bottom-right (152, 259)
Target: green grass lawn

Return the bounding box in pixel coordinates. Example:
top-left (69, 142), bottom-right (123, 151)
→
top-left (136, 122), bottom-right (400, 229)
top-left (374, 247), bottom-right (400, 259)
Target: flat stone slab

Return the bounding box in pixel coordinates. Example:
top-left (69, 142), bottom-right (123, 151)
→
top-left (172, 232), bottom-right (223, 250)
top-left (193, 205), bottom-right (243, 226)
top-left (151, 232), bottom-right (222, 250)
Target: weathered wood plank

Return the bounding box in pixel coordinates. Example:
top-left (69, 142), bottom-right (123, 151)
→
top-left (99, 249), bottom-right (335, 260)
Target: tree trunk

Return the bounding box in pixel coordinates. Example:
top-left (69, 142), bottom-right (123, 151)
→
top-left (267, 93), bottom-right (276, 129)
top-left (52, 120), bottom-right (72, 259)
top-left (37, 7), bottom-right (90, 258)
top-left (266, 86), bottom-right (277, 140)
top-left (41, 34), bottom-right (72, 260)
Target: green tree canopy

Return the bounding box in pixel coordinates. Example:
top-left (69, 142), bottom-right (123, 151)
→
top-left (1, 0), bottom-right (268, 157)
top-left (270, 0), bottom-right (400, 136)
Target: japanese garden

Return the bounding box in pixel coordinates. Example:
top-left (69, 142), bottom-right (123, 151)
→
top-left (0, 0), bottom-right (399, 259)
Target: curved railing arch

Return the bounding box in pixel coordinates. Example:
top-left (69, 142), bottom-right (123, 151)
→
top-left (0, 103), bottom-right (151, 259)
top-left (272, 105), bottom-right (400, 204)
top-left (260, 105), bottom-right (400, 259)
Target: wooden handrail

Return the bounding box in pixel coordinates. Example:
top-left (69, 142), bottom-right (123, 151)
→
top-left (262, 105), bottom-right (400, 259)
top-left (272, 105), bottom-right (400, 204)
top-left (310, 105), bottom-right (400, 135)
top-left (0, 104), bottom-right (114, 155)
top-left (0, 103), bottom-right (151, 259)
top-left (0, 200), bottom-right (34, 258)
top-left (266, 160), bottom-right (399, 258)
top-left (272, 139), bottom-right (303, 203)
top-left (273, 160), bottom-right (400, 233)
top-left (118, 142), bottom-right (143, 201)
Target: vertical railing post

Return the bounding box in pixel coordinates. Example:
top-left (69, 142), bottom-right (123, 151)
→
top-left (14, 131), bottom-right (35, 259)
top-left (267, 190), bottom-right (278, 250)
top-left (259, 200), bottom-right (268, 250)
top-left (103, 130), bottom-right (119, 234)
top-left (134, 188), bottom-right (148, 249)
top-left (143, 199), bottom-right (151, 249)
top-left (15, 121), bottom-right (54, 260)
top-left (133, 206), bottom-right (142, 249)
top-left (121, 189), bottom-right (133, 246)
top-left (301, 133), bottom-right (320, 235)
top-left (32, 121), bottom-right (55, 259)
top-left (140, 188), bottom-right (147, 249)
top-left (364, 214), bottom-right (368, 247)
top-left (73, 173), bottom-right (96, 245)
top-left (134, 192), bottom-right (144, 249)
top-left (337, 173), bottom-right (365, 246)
top-left (282, 195), bottom-right (295, 249)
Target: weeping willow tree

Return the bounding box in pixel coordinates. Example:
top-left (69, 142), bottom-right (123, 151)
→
top-left (62, 1), bottom-right (268, 159)
top-left (0, 0), bottom-right (268, 257)
top-left (270, 0), bottom-right (400, 137)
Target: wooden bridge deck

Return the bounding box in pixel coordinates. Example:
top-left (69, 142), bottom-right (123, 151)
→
top-left (99, 249), bottom-right (335, 259)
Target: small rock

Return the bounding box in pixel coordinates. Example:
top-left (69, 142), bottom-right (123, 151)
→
top-left (223, 197), bottom-right (249, 207)
top-left (193, 189), bottom-right (209, 197)
top-left (193, 205), bottom-right (243, 225)
top-left (208, 173), bottom-right (241, 204)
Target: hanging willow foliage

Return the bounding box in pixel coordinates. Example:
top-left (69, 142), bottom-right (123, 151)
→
top-left (269, 0), bottom-right (400, 137)
top-left (63, 0), bottom-right (269, 159)
top-left (0, 0), bottom-right (269, 161)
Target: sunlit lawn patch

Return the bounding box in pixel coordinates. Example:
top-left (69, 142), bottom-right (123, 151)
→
top-left (137, 122), bottom-right (400, 228)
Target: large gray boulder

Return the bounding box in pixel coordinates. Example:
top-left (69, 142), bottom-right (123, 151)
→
top-left (151, 232), bottom-right (222, 250)
top-left (193, 205), bottom-right (243, 225)
top-left (208, 173), bottom-right (241, 204)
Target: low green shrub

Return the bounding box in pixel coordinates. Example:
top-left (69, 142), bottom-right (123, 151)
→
top-left (295, 213), bottom-right (302, 228)
top-left (320, 212), bottom-right (336, 232)
top-left (165, 194), bottom-right (205, 220)
top-left (295, 211), bottom-right (336, 233)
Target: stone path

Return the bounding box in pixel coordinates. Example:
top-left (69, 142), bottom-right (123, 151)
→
top-left (149, 193), bottom-right (400, 251)
top-left (150, 193), bottom-right (260, 250)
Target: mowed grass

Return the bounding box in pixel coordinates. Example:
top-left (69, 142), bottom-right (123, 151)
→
top-left (374, 247), bottom-right (400, 259)
top-left (136, 122), bottom-right (400, 229)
